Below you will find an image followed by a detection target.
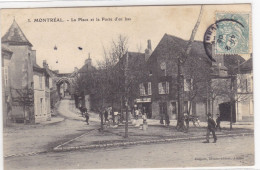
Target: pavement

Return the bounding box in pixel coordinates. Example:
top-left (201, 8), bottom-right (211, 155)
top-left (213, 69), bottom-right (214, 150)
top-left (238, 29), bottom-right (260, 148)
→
top-left (3, 99), bottom-right (100, 158)
top-left (3, 98), bottom-right (254, 158)
top-left (5, 135), bottom-right (254, 169)
top-left (53, 116), bottom-right (254, 152)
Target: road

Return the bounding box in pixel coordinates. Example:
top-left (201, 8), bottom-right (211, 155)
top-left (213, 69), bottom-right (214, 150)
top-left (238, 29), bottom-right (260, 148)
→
top-left (5, 135), bottom-right (254, 169)
top-left (3, 99), bottom-right (255, 169)
top-left (3, 99), bottom-right (100, 157)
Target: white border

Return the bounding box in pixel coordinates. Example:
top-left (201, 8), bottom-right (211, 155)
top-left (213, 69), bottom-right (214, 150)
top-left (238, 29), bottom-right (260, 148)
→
top-left (0, 0), bottom-right (259, 170)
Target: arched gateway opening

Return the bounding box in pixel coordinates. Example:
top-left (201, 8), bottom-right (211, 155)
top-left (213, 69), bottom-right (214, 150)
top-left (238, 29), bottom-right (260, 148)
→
top-left (56, 77), bottom-right (72, 99)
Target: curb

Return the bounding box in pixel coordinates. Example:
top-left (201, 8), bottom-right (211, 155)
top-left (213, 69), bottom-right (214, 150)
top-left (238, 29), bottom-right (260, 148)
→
top-left (4, 151), bottom-right (47, 159)
top-left (53, 132), bottom-right (253, 152)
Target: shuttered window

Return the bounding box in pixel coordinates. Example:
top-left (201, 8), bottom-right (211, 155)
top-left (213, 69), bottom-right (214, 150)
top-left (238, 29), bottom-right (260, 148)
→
top-left (158, 82), bottom-right (169, 94)
top-left (148, 82), bottom-right (152, 95)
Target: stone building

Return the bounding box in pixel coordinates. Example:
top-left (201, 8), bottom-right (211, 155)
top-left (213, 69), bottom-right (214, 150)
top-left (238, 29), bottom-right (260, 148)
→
top-left (235, 57), bottom-right (253, 121)
top-left (33, 63), bottom-right (51, 123)
top-left (1, 44), bottom-right (13, 126)
top-left (137, 33), bottom-right (246, 121)
top-left (2, 20), bottom-right (51, 123)
top-left (42, 60), bottom-right (60, 112)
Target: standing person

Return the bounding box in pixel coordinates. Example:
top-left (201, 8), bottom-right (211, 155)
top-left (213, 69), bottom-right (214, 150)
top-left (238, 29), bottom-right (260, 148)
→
top-left (83, 107), bottom-right (89, 125)
top-left (104, 108), bottom-right (108, 123)
top-left (216, 113), bottom-right (221, 131)
top-left (165, 112), bottom-right (170, 127)
top-left (184, 112), bottom-right (189, 130)
top-left (135, 108), bottom-right (139, 120)
top-left (204, 113), bottom-right (217, 143)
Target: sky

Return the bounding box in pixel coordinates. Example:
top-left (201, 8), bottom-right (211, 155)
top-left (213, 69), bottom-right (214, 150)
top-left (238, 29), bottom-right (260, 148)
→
top-left (1, 4), bottom-right (251, 73)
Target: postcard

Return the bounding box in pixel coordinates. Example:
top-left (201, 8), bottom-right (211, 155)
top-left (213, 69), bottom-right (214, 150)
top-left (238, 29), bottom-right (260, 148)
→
top-left (1, 4), bottom-right (253, 169)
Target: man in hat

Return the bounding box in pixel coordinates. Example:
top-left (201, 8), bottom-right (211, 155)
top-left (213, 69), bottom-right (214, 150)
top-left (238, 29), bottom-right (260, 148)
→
top-left (204, 113), bottom-right (217, 143)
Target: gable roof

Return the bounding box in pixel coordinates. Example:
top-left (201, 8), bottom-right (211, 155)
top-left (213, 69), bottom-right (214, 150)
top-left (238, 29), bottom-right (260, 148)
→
top-left (148, 33), bottom-right (212, 64)
top-left (223, 54), bottom-right (245, 74)
top-left (115, 51), bottom-right (145, 72)
top-left (235, 57), bottom-right (252, 74)
top-left (33, 63), bottom-right (51, 76)
top-left (2, 20), bottom-right (32, 47)
top-left (148, 33), bottom-right (246, 74)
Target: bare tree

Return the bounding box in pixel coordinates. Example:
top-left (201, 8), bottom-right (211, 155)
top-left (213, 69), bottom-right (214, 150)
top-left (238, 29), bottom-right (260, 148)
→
top-left (176, 5), bottom-right (204, 131)
top-left (210, 73), bottom-right (252, 130)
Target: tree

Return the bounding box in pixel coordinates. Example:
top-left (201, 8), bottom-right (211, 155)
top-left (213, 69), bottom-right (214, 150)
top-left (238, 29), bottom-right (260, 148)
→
top-left (75, 35), bottom-right (129, 130)
top-left (176, 5), bottom-right (204, 131)
top-left (183, 53), bottom-right (211, 129)
top-left (210, 73), bottom-right (252, 130)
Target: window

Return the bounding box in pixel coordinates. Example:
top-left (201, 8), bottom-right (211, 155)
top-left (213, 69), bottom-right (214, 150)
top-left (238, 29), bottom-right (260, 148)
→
top-left (39, 75), bottom-right (43, 89)
top-left (239, 75), bottom-right (251, 93)
top-left (247, 75), bottom-right (252, 92)
top-left (46, 76), bottom-right (49, 88)
top-left (148, 82), bottom-right (152, 95)
top-left (49, 78), bottom-right (53, 88)
top-left (4, 67), bottom-right (8, 86)
top-left (184, 79), bottom-right (193, 91)
top-left (140, 82), bottom-right (152, 96)
top-left (140, 83), bottom-right (145, 96)
top-left (158, 82), bottom-right (169, 94)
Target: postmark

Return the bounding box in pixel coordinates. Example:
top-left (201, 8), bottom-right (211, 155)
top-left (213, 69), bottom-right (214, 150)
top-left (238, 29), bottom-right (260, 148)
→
top-left (203, 13), bottom-right (250, 61)
top-left (215, 13), bottom-right (249, 54)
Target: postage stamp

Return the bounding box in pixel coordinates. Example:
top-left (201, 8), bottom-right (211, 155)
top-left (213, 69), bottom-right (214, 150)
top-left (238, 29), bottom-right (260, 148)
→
top-left (215, 13), bottom-right (249, 54)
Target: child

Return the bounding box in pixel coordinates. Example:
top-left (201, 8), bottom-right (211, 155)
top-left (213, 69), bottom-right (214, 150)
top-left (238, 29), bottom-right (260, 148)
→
top-left (83, 107), bottom-right (89, 125)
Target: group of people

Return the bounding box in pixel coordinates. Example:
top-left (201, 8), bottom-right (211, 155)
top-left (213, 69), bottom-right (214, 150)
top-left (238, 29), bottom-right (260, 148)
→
top-left (133, 107), bottom-right (148, 122)
top-left (77, 102), bottom-right (222, 143)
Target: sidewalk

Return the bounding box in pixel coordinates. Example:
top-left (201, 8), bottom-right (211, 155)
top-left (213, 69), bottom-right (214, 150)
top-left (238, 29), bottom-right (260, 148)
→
top-left (54, 119), bottom-right (254, 152)
top-left (147, 119), bottom-right (254, 129)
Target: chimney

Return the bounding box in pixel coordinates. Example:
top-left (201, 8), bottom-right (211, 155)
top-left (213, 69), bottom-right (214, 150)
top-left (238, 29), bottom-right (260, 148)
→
top-left (85, 53), bottom-right (92, 66)
top-left (43, 60), bottom-right (48, 68)
top-left (145, 39), bottom-right (152, 61)
top-left (147, 40), bottom-right (152, 50)
top-left (74, 67), bottom-right (78, 72)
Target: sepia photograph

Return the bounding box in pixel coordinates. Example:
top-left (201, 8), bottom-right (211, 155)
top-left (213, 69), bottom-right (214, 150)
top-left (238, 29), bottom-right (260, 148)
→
top-left (1, 3), bottom-right (254, 169)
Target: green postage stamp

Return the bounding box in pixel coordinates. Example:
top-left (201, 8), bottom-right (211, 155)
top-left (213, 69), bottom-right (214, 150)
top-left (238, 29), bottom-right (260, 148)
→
top-left (215, 13), bottom-right (250, 54)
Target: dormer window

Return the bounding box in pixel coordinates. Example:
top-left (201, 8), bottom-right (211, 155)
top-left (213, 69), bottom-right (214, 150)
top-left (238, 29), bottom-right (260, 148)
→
top-left (160, 62), bottom-right (166, 76)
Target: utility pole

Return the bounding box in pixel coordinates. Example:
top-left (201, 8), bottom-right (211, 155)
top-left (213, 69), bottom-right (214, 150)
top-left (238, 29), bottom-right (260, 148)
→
top-left (124, 52), bottom-right (129, 138)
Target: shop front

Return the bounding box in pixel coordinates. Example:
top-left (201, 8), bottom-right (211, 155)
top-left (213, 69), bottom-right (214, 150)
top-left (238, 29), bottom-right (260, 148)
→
top-left (134, 98), bottom-right (152, 119)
